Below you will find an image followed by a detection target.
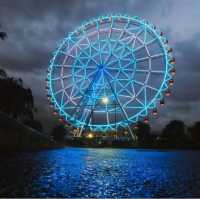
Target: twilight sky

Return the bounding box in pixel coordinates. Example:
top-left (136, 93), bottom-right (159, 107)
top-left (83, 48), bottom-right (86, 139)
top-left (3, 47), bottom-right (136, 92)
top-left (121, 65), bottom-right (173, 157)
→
top-left (0, 0), bottom-right (200, 133)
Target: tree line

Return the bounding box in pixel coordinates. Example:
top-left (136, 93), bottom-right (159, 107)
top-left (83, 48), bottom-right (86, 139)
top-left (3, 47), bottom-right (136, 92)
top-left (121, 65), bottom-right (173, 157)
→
top-left (50, 120), bottom-right (200, 149)
top-left (0, 67), bottom-right (43, 132)
top-left (134, 120), bottom-right (200, 148)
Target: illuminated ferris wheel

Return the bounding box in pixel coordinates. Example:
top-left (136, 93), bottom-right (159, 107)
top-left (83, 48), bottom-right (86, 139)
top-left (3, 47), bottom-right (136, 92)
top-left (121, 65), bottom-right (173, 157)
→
top-left (46, 15), bottom-right (176, 139)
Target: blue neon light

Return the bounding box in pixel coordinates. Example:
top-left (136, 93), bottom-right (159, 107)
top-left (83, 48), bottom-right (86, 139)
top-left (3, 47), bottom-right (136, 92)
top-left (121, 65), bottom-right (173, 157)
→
top-left (47, 15), bottom-right (175, 132)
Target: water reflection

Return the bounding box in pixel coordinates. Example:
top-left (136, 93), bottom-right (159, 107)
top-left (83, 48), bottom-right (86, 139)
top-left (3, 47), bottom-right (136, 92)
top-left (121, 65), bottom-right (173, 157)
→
top-left (0, 148), bottom-right (200, 197)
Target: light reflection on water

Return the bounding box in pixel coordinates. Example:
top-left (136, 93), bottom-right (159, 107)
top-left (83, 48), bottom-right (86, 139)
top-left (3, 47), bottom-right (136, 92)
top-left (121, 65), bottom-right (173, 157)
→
top-left (0, 148), bottom-right (200, 197)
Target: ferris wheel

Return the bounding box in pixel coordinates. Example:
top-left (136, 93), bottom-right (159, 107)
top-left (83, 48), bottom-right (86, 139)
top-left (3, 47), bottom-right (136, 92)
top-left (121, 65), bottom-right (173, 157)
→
top-left (46, 15), bottom-right (176, 139)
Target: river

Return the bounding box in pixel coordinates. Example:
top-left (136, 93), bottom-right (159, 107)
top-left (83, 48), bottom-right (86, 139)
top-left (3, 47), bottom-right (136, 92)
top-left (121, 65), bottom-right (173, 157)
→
top-left (0, 148), bottom-right (200, 197)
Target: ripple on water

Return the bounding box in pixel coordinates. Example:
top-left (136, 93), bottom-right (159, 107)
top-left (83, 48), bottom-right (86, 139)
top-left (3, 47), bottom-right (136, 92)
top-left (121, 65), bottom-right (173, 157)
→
top-left (0, 148), bottom-right (200, 197)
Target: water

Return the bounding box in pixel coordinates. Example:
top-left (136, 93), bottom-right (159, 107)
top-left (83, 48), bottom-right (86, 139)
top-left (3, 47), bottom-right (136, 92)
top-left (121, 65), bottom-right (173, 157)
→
top-left (0, 148), bottom-right (200, 197)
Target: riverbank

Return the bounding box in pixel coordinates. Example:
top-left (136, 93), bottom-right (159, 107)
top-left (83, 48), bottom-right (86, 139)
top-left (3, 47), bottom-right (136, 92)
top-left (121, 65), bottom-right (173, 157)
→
top-left (0, 112), bottom-right (61, 152)
top-left (64, 143), bottom-right (200, 150)
top-left (62, 135), bottom-right (200, 150)
top-left (1, 112), bottom-right (200, 153)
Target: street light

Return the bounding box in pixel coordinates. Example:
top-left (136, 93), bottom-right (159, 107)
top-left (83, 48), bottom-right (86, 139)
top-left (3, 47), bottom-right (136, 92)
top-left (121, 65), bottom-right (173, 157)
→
top-left (102, 96), bottom-right (109, 104)
top-left (87, 133), bottom-right (94, 139)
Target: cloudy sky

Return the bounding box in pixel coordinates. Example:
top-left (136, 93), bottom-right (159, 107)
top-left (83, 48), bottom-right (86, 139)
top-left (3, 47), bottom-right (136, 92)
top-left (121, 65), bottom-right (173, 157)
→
top-left (0, 0), bottom-right (200, 133)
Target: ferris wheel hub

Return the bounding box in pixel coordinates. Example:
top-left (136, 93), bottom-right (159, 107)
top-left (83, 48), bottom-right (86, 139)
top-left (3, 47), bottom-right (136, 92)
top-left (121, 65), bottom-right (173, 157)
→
top-left (98, 64), bottom-right (105, 69)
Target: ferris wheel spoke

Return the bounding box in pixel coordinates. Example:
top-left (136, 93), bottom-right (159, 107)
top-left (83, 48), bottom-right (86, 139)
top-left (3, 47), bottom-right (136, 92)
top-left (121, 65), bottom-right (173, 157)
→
top-left (117, 20), bottom-right (131, 40)
top-left (106, 66), bottom-right (134, 73)
top-left (121, 69), bottom-right (134, 80)
top-left (58, 51), bottom-right (77, 58)
top-left (62, 96), bottom-right (75, 108)
top-left (151, 70), bottom-right (165, 74)
top-left (52, 64), bottom-right (70, 68)
top-left (53, 88), bottom-right (65, 97)
top-left (60, 64), bottom-right (97, 70)
top-left (150, 53), bottom-right (164, 59)
top-left (132, 28), bottom-right (144, 48)
top-left (75, 65), bottom-right (97, 70)
top-left (106, 56), bottom-right (119, 66)
top-left (69, 84), bottom-right (76, 99)
top-left (125, 81), bottom-right (137, 95)
top-left (77, 35), bottom-right (91, 52)
top-left (135, 97), bottom-right (145, 106)
top-left (136, 56), bottom-right (150, 62)
top-left (51, 77), bottom-right (61, 81)
top-left (134, 69), bottom-right (164, 74)
top-left (118, 84), bottom-right (134, 97)
top-left (61, 75), bottom-right (71, 79)
top-left (95, 21), bottom-right (102, 54)
top-left (71, 95), bottom-right (81, 101)
top-left (108, 17), bottom-right (113, 38)
top-left (62, 80), bottom-right (78, 91)
top-left (90, 56), bottom-right (99, 66)
top-left (145, 37), bottom-right (157, 46)
top-left (135, 69), bottom-right (149, 73)
top-left (136, 53), bottom-right (164, 63)
top-left (133, 44), bottom-right (145, 53)
top-left (86, 68), bottom-right (99, 79)
top-left (58, 50), bottom-right (67, 55)
top-left (146, 85), bottom-right (159, 92)
top-left (104, 70), bottom-right (115, 81)
top-left (118, 92), bottom-right (133, 99)
top-left (106, 60), bottom-right (119, 68)
top-left (123, 98), bottom-right (133, 107)
top-left (104, 49), bottom-right (115, 65)
top-left (133, 80), bottom-right (145, 86)
top-left (88, 54), bottom-right (100, 66)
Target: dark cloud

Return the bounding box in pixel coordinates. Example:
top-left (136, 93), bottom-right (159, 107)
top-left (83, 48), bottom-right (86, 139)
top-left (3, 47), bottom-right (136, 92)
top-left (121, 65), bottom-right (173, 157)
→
top-left (171, 33), bottom-right (200, 103)
top-left (0, 0), bottom-right (200, 132)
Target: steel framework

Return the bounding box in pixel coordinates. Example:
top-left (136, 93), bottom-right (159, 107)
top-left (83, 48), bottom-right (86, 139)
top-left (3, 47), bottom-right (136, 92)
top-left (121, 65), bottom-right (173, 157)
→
top-left (46, 15), bottom-right (175, 138)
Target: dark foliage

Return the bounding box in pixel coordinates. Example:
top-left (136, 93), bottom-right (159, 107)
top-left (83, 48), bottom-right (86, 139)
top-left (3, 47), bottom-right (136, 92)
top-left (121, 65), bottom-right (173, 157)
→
top-left (0, 25), bottom-right (7, 40)
top-left (0, 68), bottom-right (42, 132)
top-left (65, 120), bottom-right (200, 149)
top-left (51, 124), bottom-right (68, 142)
top-left (0, 32), bottom-right (7, 40)
top-left (0, 68), bottom-right (7, 78)
top-left (134, 122), bottom-right (151, 146)
top-left (161, 120), bottom-right (187, 147)
top-left (162, 120), bottom-right (185, 137)
top-left (23, 119), bottom-right (43, 132)
top-left (0, 72), bottom-right (34, 120)
top-left (188, 121), bottom-right (200, 144)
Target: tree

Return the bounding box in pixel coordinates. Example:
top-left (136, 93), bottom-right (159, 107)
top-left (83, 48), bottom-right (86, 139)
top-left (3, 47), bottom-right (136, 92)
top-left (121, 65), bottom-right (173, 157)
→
top-left (0, 73), bottom-right (35, 120)
top-left (188, 121), bottom-right (200, 144)
top-left (161, 120), bottom-right (187, 147)
top-left (51, 124), bottom-right (68, 143)
top-left (0, 24), bottom-right (7, 40)
top-left (134, 121), bottom-right (151, 146)
top-left (0, 32), bottom-right (7, 40)
top-left (0, 68), bottom-right (7, 78)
